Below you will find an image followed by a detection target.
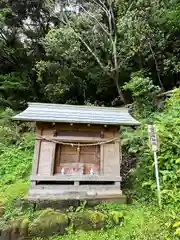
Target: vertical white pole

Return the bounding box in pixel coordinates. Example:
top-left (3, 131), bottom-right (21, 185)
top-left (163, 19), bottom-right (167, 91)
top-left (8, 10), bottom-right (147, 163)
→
top-left (153, 151), bottom-right (162, 208)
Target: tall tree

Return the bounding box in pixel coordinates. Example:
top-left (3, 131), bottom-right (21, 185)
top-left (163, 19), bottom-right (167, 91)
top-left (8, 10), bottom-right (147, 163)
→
top-left (0, 0), bottom-right (179, 109)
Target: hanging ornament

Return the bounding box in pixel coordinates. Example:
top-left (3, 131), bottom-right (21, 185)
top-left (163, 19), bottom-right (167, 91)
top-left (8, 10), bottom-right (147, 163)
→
top-left (77, 143), bottom-right (80, 152)
top-left (90, 168), bottom-right (94, 176)
top-left (80, 168), bottom-right (84, 175)
top-left (61, 168), bottom-right (65, 175)
top-left (100, 131), bottom-right (104, 138)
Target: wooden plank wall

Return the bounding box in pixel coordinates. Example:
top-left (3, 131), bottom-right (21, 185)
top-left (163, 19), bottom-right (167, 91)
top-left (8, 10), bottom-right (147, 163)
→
top-left (34, 122), bottom-right (56, 176)
top-left (102, 130), bottom-right (121, 177)
top-left (37, 141), bottom-right (56, 175)
top-left (32, 122), bottom-right (121, 177)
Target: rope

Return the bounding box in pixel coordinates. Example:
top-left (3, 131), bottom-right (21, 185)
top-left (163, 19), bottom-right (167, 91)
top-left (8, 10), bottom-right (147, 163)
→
top-left (36, 136), bottom-right (119, 147)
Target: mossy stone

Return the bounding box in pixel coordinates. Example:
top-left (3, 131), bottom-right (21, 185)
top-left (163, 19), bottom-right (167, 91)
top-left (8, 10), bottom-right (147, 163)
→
top-left (109, 211), bottom-right (124, 225)
top-left (29, 208), bottom-right (68, 237)
top-left (0, 217), bottom-right (29, 240)
top-left (0, 220), bottom-right (11, 240)
top-left (71, 210), bottom-right (106, 231)
top-left (20, 218), bottom-right (29, 237)
top-left (10, 218), bottom-right (25, 239)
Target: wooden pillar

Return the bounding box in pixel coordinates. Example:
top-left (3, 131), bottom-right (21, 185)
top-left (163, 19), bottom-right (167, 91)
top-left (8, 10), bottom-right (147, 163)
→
top-left (32, 140), bottom-right (41, 175)
top-left (34, 122), bottom-right (56, 176)
top-left (37, 141), bottom-right (56, 175)
top-left (103, 129), bottom-right (120, 177)
top-left (32, 123), bottom-right (42, 176)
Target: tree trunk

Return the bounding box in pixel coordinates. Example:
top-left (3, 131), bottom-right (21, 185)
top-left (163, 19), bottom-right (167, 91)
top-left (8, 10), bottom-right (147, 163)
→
top-left (113, 74), bottom-right (126, 104)
top-left (112, 37), bottom-right (126, 104)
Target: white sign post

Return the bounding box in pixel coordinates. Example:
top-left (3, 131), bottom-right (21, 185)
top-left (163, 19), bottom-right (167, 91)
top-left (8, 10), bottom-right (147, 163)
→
top-left (148, 125), bottom-right (162, 208)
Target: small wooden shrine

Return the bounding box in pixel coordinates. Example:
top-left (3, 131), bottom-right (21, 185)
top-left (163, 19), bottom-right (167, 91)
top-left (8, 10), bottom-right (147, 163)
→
top-left (13, 103), bottom-right (140, 202)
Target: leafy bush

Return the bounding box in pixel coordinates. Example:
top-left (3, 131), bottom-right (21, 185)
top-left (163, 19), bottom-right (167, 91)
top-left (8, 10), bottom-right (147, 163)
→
top-left (0, 108), bottom-right (34, 187)
top-left (0, 144), bottom-right (32, 186)
top-left (0, 109), bottom-right (34, 210)
top-left (123, 71), bottom-right (160, 118)
top-left (0, 108), bottom-right (35, 148)
top-left (122, 88), bottom-right (180, 205)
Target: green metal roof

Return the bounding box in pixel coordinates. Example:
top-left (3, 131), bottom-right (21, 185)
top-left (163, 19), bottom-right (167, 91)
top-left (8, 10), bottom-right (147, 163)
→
top-left (12, 102), bottom-right (140, 126)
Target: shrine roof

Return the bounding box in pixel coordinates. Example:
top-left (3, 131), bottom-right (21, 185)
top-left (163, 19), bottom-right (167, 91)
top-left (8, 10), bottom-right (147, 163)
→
top-left (12, 102), bottom-right (140, 126)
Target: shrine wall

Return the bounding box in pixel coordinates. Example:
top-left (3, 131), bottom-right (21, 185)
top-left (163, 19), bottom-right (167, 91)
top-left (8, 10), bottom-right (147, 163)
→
top-left (32, 122), bottom-right (122, 178)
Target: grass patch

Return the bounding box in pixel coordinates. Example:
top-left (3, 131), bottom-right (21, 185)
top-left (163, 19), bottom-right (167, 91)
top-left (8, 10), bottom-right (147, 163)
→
top-left (0, 180), bottom-right (29, 204)
top-left (0, 129), bottom-right (33, 220)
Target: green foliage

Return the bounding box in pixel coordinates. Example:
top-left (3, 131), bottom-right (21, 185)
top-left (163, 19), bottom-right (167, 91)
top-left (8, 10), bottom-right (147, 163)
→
top-left (0, 147), bottom-right (32, 186)
top-left (173, 220), bottom-right (180, 237)
top-left (0, 110), bottom-right (33, 188)
top-left (95, 202), bottom-right (127, 212)
top-left (0, 108), bottom-right (35, 147)
top-left (0, 0), bottom-right (180, 107)
top-left (0, 139), bottom-right (33, 219)
top-left (122, 88), bottom-right (180, 205)
top-left (0, 180), bottom-right (29, 203)
top-left (0, 109), bottom-right (34, 219)
top-left (0, 72), bottom-right (29, 109)
top-left (109, 211), bottom-right (123, 225)
top-left (43, 28), bottom-right (81, 60)
top-left (123, 71), bottom-right (160, 118)
top-left (75, 201), bottom-right (87, 213)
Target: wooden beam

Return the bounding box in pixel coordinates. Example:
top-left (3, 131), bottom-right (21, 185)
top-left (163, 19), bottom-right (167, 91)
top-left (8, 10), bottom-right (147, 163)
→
top-left (50, 143), bottom-right (56, 175)
top-left (32, 140), bottom-right (41, 175)
top-left (30, 175), bottom-right (122, 182)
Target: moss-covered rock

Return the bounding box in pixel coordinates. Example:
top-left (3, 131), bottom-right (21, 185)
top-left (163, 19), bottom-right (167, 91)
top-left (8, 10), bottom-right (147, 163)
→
top-left (8, 217), bottom-right (29, 239)
top-left (70, 210), bottom-right (124, 231)
top-left (0, 219), bottom-right (11, 240)
top-left (70, 210), bottom-right (106, 231)
top-left (109, 211), bottom-right (124, 225)
top-left (0, 209), bottom-right (124, 238)
top-left (29, 208), bottom-right (68, 237)
top-left (20, 218), bottom-right (29, 237)
top-left (10, 220), bottom-right (21, 240)
top-left (0, 217), bottom-right (29, 239)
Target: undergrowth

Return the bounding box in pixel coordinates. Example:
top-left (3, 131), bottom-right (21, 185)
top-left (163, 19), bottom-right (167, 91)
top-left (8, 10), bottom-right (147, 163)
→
top-left (122, 88), bottom-right (180, 206)
top-left (0, 109), bottom-right (34, 218)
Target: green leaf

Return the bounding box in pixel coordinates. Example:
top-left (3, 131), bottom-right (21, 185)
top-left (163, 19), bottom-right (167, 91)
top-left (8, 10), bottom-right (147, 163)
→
top-left (175, 228), bottom-right (180, 236)
top-left (173, 221), bottom-right (180, 228)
